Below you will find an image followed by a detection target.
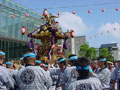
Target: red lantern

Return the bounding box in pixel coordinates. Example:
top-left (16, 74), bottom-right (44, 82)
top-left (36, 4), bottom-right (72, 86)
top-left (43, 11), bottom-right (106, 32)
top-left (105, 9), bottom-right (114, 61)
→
top-left (11, 14), bottom-right (14, 18)
top-left (70, 30), bottom-right (75, 38)
top-left (43, 9), bottom-right (48, 16)
top-left (72, 11), bottom-right (76, 15)
top-left (57, 12), bottom-right (60, 16)
top-left (26, 14), bottom-right (29, 18)
top-left (101, 9), bottom-right (104, 12)
top-left (115, 8), bottom-right (119, 11)
top-left (21, 26), bottom-right (26, 35)
top-left (88, 9), bottom-right (91, 13)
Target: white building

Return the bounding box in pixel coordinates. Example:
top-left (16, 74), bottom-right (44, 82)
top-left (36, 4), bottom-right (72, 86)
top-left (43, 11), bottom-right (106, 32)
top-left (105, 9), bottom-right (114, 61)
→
top-left (100, 43), bottom-right (120, 61)
top-left (64, 36), bottom-right (87, 57)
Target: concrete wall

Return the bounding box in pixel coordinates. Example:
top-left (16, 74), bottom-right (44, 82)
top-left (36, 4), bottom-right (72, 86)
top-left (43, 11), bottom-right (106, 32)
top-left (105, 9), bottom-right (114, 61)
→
top-left (64, 36), bottom-right (86, 57)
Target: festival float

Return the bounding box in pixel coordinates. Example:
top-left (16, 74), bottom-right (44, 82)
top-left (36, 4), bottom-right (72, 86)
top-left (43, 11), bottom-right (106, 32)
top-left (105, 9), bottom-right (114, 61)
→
top-left (21, 9), bottom-right (74, 62)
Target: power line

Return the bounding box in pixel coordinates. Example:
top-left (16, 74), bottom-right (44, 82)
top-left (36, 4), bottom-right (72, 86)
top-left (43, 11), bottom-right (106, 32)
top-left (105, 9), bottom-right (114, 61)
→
top-left (31, 2), bottom-right (120, 10)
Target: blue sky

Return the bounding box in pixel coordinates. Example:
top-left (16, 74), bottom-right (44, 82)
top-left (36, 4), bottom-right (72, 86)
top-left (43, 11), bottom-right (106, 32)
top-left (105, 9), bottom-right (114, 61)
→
top-left (14, 0), bottom-right (120, 48)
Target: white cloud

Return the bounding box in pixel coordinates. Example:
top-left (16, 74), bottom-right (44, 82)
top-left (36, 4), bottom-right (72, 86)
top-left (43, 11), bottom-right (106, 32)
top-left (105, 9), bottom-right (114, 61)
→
top-left (98, 22), bottom-right (120, 39)
top-left (56, 12), bottom-right (91, 36)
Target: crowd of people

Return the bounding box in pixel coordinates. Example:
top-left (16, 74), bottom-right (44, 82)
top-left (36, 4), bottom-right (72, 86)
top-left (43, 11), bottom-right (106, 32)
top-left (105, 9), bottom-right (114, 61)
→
top-left (0, 50), bottom-right (120, 90)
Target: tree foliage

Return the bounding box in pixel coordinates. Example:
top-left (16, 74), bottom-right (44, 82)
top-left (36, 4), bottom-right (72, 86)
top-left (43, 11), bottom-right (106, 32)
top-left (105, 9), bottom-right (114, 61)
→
top-left (79, 44), bottom-right (97, 59)
top-left (107, 52), bottom-right (114, 61)
top-left (86, 47), bottom-right (97, 59)
top-left (100, 48), bottom-right (109, 58)
top-left (100, 48), bottom-right (114, 61)
top-left (79, 43), bottom-right (89, 57)
top-left (79, 45), bottom-right (114, 61)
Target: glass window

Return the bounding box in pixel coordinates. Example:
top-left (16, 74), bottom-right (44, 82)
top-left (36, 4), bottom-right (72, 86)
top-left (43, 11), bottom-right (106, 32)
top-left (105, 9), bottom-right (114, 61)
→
top-left (26, 10), bottom-right (30, 15)
top-left (2, 40), bottom-right (5, 51)
top-left (15, 16), bottom-right (19, 39)
top-left (9, 42), bottom-right (13, 48)
top-left (8, 13), bottom-right (14, 37)
top-left (6, 41), bottom-right (8, 50)
top-left (27, 21), bottom-right (32, 31)
top-left (9, 48), bottom-right (12, 58)
top-left (8, 7), bottom-right (15, 13)
top-left (21, 7), bottom-right (25, 13)
top-left (15, 10), bottom-right (20, 16)
top-left (0, 40), bottom-right (1, 50)
top-left (24, 9), bottom-right (27, 14)
top-left (0, 12), bottom-right (7, 34)
top-left (8, 1), bottom-right (14, 9)
top-left (15, 4), bottom-right (20, 11)
top-left (14, 42), bottom-right (17, 47)
top-left (1, 5), bottom-right (8, 11)
top-left (1, 0), bottom-right (7, 6)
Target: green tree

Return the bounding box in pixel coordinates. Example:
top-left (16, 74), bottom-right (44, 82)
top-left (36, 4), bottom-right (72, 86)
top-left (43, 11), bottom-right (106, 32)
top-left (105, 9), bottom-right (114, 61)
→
top-left (107, 52), bottom-right (114, 61)
top-left (79, 44), bottom-right (97, 60)
top-left (86, 47), bottom-right (97, 60)
top-left (100, 48), bottom-right (114, 61)
top-left (100, 48), bottom-right (109, 58)
top-left (79, 43), bottom-right (89, 57)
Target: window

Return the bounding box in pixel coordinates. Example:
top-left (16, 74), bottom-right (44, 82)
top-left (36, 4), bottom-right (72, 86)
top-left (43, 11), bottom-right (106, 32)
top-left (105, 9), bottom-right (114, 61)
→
top-left (15, 16), bottom-right (19, 39)
top-left (8, 13), bottom-right (13, 37)
top-left (1, 12), bottom-right (7, 34)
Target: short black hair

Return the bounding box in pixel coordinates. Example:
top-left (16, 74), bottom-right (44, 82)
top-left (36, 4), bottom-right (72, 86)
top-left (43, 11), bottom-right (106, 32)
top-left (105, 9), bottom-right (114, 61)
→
top-left (68, 54), bottom-right (77, 66)
top-left (68, 54), bottom-right (76, 58)
top-left (35, 63), bottom-right (40, 66)
top-left (97, 56), bottom-right (104, 60)
top-left (58, 57), bottom-right (66, 65)
top-left (76, 57), bottom-right (89, 67)
top-left (75, 57), bottom-right (90, 79)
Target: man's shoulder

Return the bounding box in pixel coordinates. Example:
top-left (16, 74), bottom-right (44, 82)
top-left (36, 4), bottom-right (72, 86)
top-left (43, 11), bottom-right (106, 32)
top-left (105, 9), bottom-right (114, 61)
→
top-left (19, 66), bottom-right (44, 71)
top-left (104, 68), bottom-right (110, 71)
top-left (0, 66), bottom-right (10, 76)
top-left (66, 66), bottom-right (76, 71)
top-left (89, 77), bottom-right (101, 82)
top-left (115, 66), bottom-right (120, 70)
top-left (102, 68), bottom-right (111, 73)
top-left (70, 66), bottom-right (76, 69)
top-left (113, 66), bottom-right (120, 74)
top-left (68, 77), bottom-right (102, 90)
top-left (0, 65), bottom-right (6, 69)
top-left (75, 77), bottom-right (100, 83)
top-left (0, 66), bottom-right (9, 72)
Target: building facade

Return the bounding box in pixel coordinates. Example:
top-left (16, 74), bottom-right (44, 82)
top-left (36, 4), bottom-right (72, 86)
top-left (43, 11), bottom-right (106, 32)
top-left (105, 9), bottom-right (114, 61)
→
top-left (0, 0), bottom-right (42, 60)
top-left (100, 43), bottom-right (119, 61)
top-left (64, 36), bottom-right (87, 57)
top-left (96, 48), bottom-right (100, 57)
